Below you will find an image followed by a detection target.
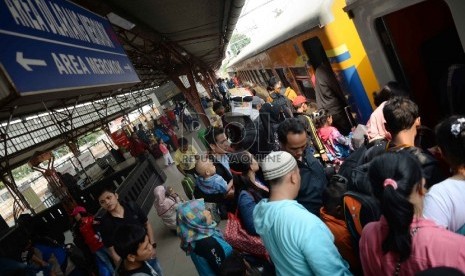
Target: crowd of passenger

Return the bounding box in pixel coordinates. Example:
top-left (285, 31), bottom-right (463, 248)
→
top-left (2, 71), bottom-right (465, 276)
top-left (165, 75), bottom-right (465, 276)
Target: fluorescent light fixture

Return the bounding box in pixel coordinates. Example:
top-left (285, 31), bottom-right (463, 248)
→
top-left (107, 12), bottom-right (135, 30)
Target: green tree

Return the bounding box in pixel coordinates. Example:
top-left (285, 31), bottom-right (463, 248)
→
top-left (77, 130), bottom-right (104, 147)
top-left (229, 33), bottom-right (251, 57)
top-left (53, 145), bottom-right (70, 159)
top-left (12, 164), bottom-right (34, 181)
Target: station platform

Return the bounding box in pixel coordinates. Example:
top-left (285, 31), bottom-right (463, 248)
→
top-left (148, 158), bottom-right (197, 275)
top-left (146, 122), bottom-right (215, 275)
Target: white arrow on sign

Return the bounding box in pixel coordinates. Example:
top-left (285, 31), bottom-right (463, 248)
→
top-left (124, 64), bottom-right (132, 71)
top-left (16, 52), bottom-right (47, 71)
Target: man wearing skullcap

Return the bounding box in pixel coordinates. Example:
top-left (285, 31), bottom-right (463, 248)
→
top-left (253, 151), bottom-right (351, 276)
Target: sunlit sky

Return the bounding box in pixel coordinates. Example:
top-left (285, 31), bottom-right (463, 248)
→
top-left (234, 0), bottom-right (323, 40)
top-left (222, 0), bottom-right (325, 68)
top-left (235, 0), bottom-right (296, 39)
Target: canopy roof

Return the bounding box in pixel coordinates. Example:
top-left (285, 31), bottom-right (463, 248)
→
top-left (0, 0), bottom-right (244, 168)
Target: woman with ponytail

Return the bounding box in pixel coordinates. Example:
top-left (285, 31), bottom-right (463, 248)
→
top-left (229, 151), bottom-right (269, 236)
top-left (360, 152), bottom-right (465, 275)
top-left (424, 116), bottom-right (465, 234)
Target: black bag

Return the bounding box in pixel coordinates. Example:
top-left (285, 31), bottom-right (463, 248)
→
top-left (342, 138), bottom-right (387, 193)
top-left (338, 145), bottom-right (367, 181)
top-left (270, 93), bottom-right (293, 118)
top-left (341, 139), bottom-right (385, 247)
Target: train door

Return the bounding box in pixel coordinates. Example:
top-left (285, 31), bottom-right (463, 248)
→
top-left (302, 37), bottom-right (361, 122)
top-left (375, 0), bottom-right (464, 126)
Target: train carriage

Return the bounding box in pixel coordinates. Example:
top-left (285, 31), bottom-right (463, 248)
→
top-left (228, 0), bottom-right (465, 127)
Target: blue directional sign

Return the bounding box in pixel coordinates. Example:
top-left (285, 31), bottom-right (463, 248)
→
top-left (0, 0), bottom-right (140, 95)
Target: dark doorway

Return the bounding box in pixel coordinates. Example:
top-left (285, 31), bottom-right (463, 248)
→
top-left (375, 0), bottom-right (463, 126)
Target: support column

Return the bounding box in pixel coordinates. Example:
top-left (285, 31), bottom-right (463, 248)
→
top-left (0, 168), bottom-right (34, 216)
top-left (0, 110), bottom-right (35, 217)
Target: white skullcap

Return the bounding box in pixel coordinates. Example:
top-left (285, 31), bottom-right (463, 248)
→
top-left (261, 151), bottom-right (297, 181)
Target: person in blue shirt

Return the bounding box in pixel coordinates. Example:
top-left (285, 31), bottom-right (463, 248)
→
top-left (229, 151), bottom-right (269, 236)
top-left (195, 157), bottom-right (233, 196)
top-left (253, 151), bottom-right (351, 276)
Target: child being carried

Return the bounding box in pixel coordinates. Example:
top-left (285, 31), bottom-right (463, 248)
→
top-left (195, 157), bottom-right (233, 197)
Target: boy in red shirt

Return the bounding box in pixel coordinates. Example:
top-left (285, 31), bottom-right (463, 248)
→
top-left (72, 206), bottom-right (114, 276)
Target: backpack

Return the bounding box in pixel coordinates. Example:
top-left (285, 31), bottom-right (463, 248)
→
top-left (270, 93), bottom-right (293, 118)
top-left (342, 139), bottom-right (386, 246)
top-left (341, 138), bottom-right (387, 192)
top-left (343, 191), bottom-right (381, 246)
top-left (181, 174), bottom-right (196, 200)
top-left (338, 145), bottom-right (367, 181)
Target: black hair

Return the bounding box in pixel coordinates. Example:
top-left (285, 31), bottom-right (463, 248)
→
top-left (322, 175), bottom-right (347, 215)
top-left (268, 76), bottom-right (277, 88)
top-left (205, 127), bottom-right (225, 146)
top-left (138, 123), bottom-right (143, 128)
top-left (314, 109), bottom-right (331, 129)
top-left (383, 97), bottom-right (419, 136)
top-left (435, 116), bottom-right (465, 169)
top-left (156, 138), bottom-right (162, 144)
top-left (277, 118), bottom-right (306, 144)
top-left (368, 152), bottom-right (423, 262)
top-left (373, 81), bottom-right (408, 107)
top-left (178, 137), bottom-right (189, 147)
top-left (266, 85), bottom-right (274, 92)
top-left (229, 151), bottom-right (268, 203)
top-left (96, 184), bottom-right (116, 199)
top-left (213, 102), bottom-right (224, 112)
top-left (113, 224), bottom-right (147, 260)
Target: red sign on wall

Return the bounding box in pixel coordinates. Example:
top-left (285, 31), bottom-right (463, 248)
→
top-left (110, 129), bottom-right (130, 149)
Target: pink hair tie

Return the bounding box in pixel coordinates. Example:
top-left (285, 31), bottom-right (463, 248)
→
top-left (383, 178), bottom-right (398, 190)
top-left (230, 168), bottom-right (243, 176)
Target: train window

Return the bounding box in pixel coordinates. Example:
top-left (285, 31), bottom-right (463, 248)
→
top-left (275, 68), bottom-right (291, 88)
top-left (248, 70), bottom-right (256, 83)
top-left (290, 67), bottom-right (309, 78)
top-left (259, 69), bottom-right (268, 84)
top-left (242, 71), bottom-right (247, 82)
top-left (290, 67), bottom-right (316, 100)
top-left (265, 69), bottom-right (274, 80)
top-left (374, 0), bottom-right (464, 125)
top-left (236, 71), bottom-right (241, 81)
top-left (241, 71), bottom-right (247, 82)
top-left (296, 79), bottom-right (316, 101)
top-left (254, 70), bottom-right (264, 83)
top-left (248, 70), bottom-right (254, 83)
top-left (245, 70), bottom-right (252, 82)
top-left (244, 71), bottom-right (250, 82)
